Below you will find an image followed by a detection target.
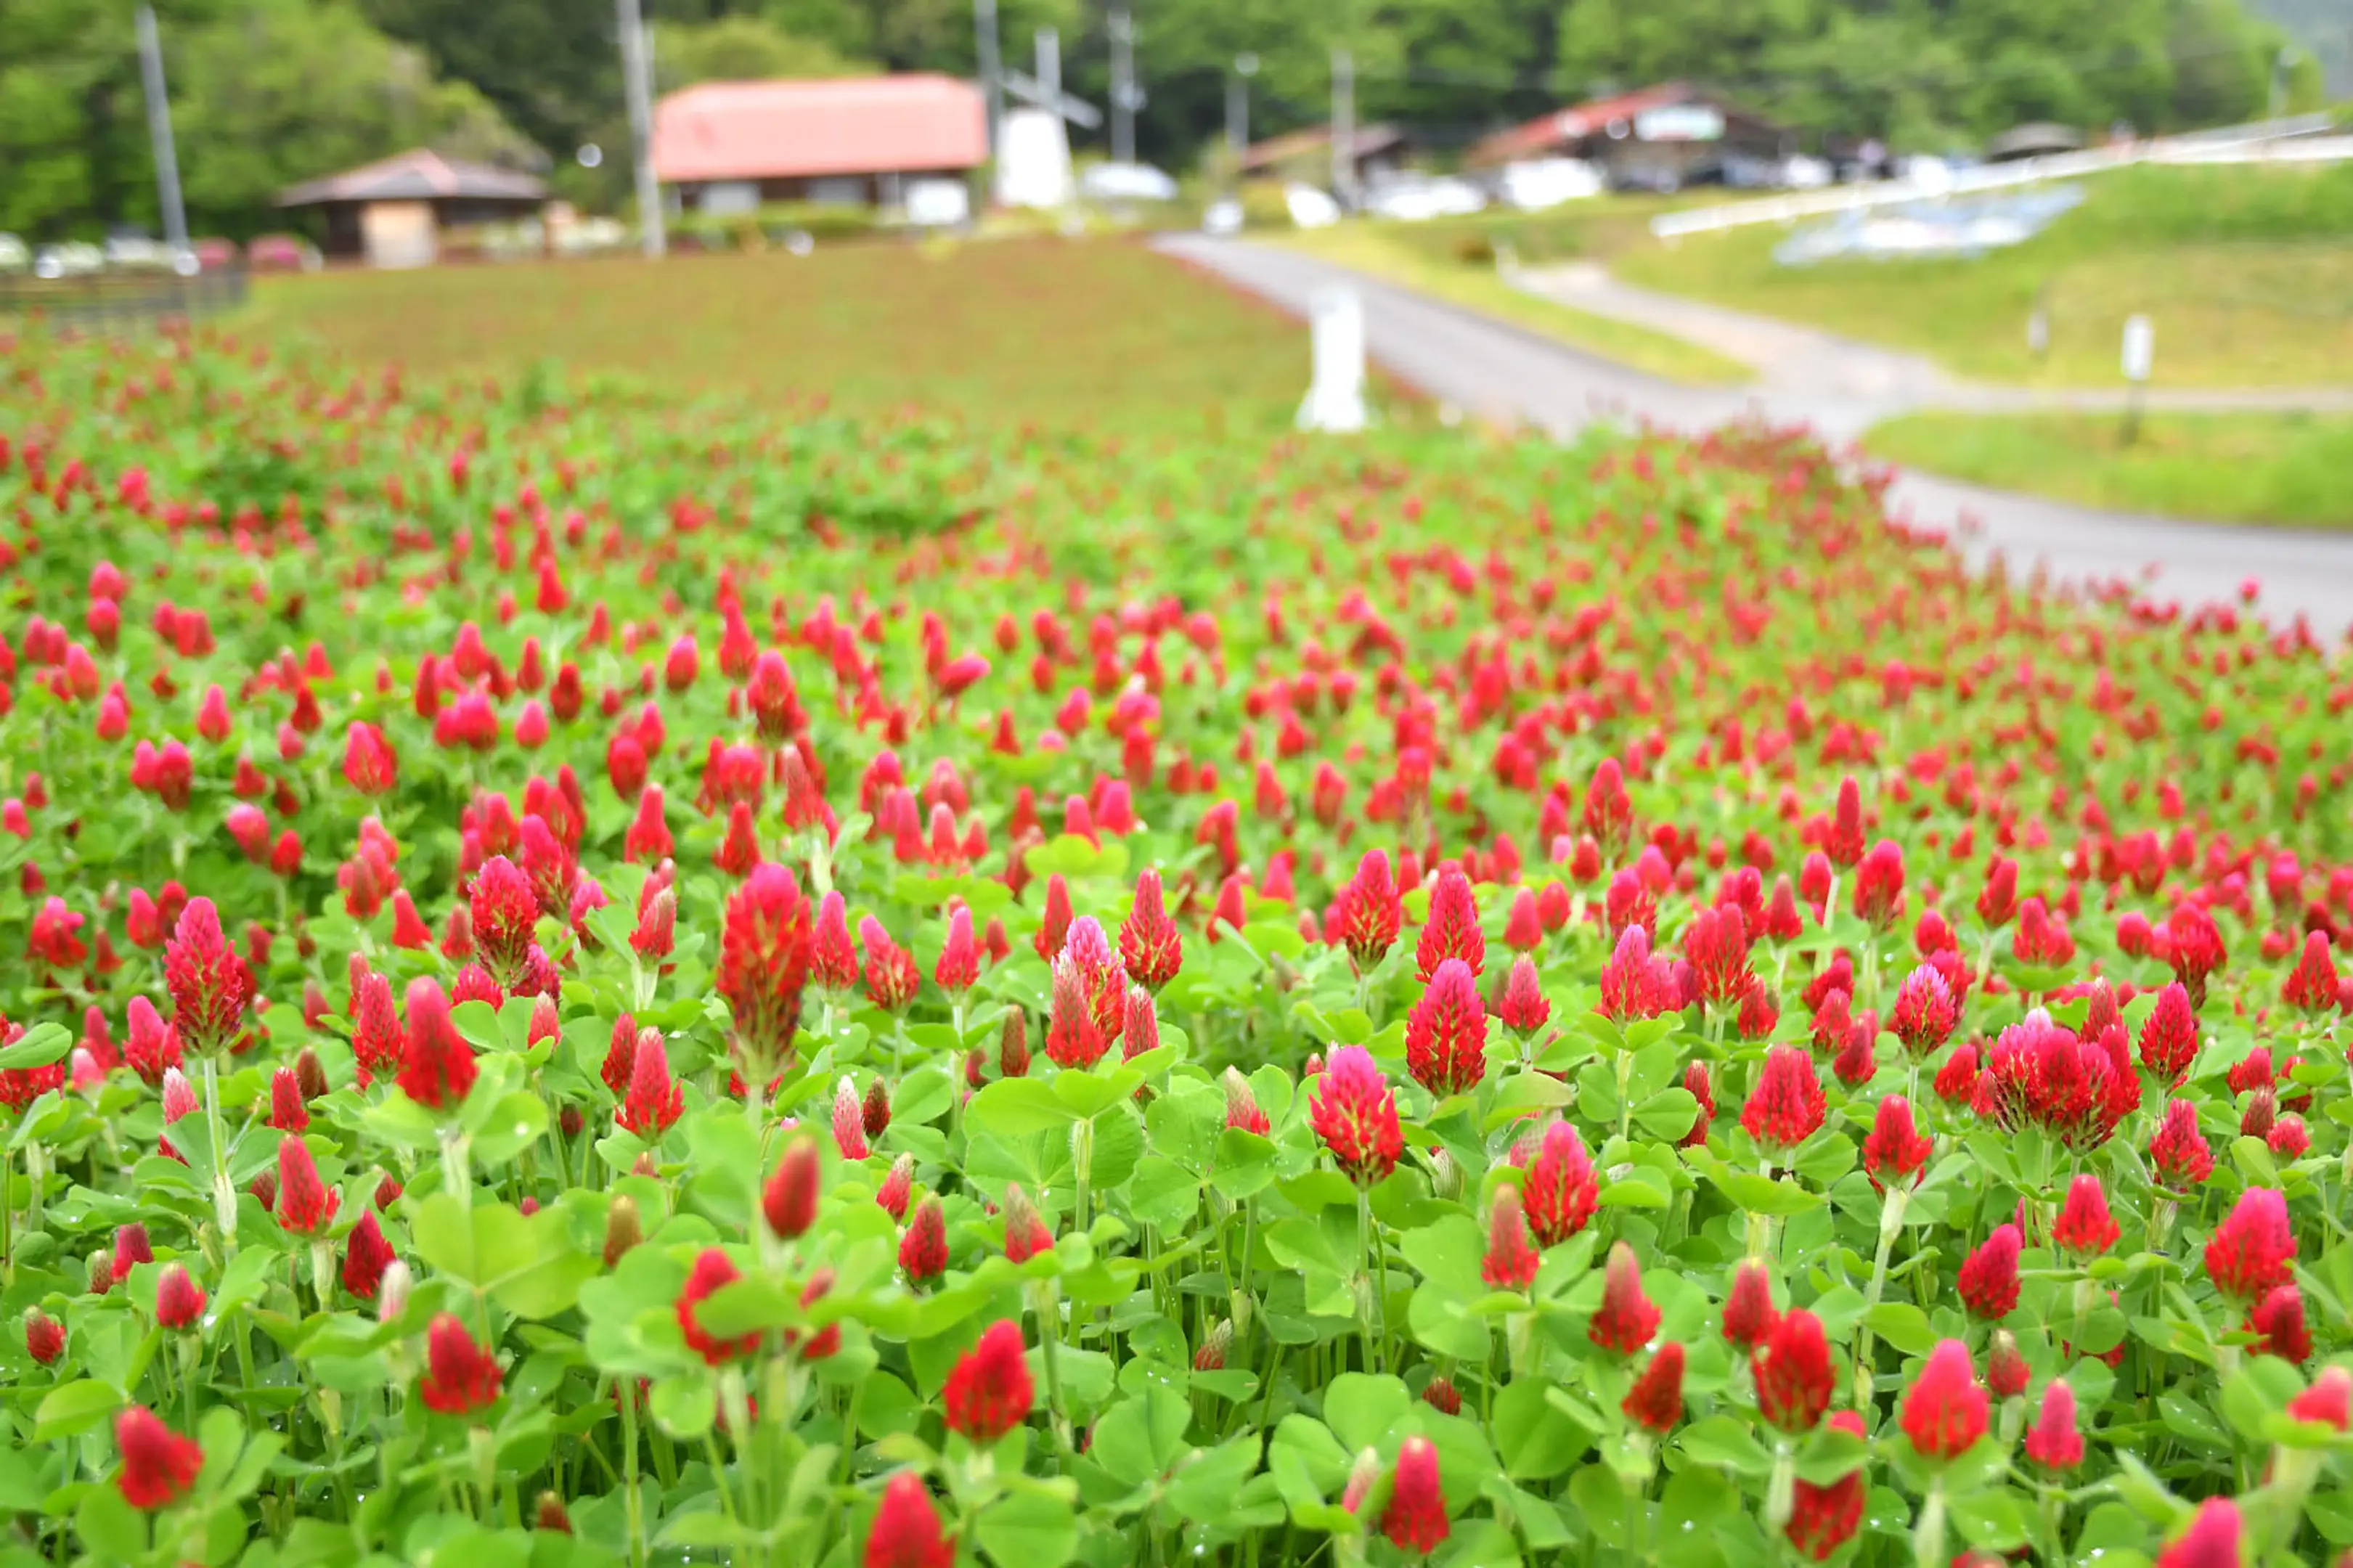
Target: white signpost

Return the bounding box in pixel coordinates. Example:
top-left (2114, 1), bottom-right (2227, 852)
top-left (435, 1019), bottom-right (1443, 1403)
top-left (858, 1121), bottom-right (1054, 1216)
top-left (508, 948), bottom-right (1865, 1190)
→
top-left (1298, 286), bottom-right (1369, 433)
top-left (2121, 313), bottom-right (2153, 444)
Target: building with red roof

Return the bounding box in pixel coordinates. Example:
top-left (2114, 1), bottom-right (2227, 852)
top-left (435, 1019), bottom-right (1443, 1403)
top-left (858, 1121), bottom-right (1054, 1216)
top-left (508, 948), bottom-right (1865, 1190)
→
top-left (651, 75), bottom-right (987, 213)
top-left (1466, 83), bottom-right (1790, 189)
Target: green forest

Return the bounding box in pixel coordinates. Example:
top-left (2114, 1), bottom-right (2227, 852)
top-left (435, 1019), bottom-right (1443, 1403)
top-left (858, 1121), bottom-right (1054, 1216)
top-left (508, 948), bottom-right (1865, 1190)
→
top-left (0, 0), bottom-right (2324, 242)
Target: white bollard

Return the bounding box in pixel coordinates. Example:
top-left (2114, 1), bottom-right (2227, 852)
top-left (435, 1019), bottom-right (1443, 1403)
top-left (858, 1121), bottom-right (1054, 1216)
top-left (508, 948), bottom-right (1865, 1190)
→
top-left (1297, 285), bottom-right (1369, 433)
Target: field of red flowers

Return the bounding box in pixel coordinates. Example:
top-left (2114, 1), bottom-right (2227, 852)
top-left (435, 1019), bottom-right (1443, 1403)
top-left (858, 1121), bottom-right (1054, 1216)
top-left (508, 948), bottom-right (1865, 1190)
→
top-left (2, 321), bottom-right (2351, 1568)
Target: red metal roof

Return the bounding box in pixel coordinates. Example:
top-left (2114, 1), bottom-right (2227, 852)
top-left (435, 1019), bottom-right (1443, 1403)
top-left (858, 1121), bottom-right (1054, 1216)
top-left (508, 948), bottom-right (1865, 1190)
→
top-left (651, 75), bottom-right (987, 184)
top-left (278, 149), bottom-right (546, 208)
top-left (1466, 83), bottom-right (1700, 166)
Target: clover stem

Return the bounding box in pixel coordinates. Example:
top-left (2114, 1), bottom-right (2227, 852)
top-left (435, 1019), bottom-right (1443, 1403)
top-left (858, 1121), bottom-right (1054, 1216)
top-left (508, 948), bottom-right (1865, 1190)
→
top-left (1358, 1186), bottom-right (1387, 1374)
top-left (203, 1053), bottom-right (238, 1244)
top-left (439, 1122), bottom-right (472, 1208)
top-left (1615, 1049), bottom-right (1634, 1147)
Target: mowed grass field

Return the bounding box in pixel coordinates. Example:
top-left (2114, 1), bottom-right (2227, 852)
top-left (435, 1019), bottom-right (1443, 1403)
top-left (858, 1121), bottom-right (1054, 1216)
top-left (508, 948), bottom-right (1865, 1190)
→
top-left (240, 237), bottom-right (1400, 433)
top-left (1614, 164), bottom-right (2353, 389)
top-left (1864, 407), bottom-right (2353, 527)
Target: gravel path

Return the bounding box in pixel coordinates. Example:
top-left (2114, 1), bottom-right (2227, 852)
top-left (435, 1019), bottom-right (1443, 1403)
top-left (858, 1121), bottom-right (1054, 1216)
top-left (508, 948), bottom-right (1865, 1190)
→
top-left (1156, 233), bottom-right (2353, 636)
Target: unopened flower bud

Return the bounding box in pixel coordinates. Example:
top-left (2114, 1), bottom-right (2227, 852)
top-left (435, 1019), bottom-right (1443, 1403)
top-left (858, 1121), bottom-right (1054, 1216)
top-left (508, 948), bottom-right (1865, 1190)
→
top-left (603, 1195), bottom-right (643, 1268)
top-left (295, 1045), bottom-right (330, 1102)
top-left (535, 1492), bottom-right (574, 1534)
top-left (377, 1260), bottom-right (412, 1323)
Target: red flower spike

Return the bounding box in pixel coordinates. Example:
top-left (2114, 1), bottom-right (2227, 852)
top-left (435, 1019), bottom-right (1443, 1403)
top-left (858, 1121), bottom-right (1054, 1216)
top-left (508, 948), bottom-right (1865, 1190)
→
top-left (1495, 955), bottom-right (1549, 1034)
top-left (1723, 1260), bottom-right (1779, 1350)
top-left (1986, 1330), bottom-right (2030, 1399)
top-left (1416, 869), bottom-right (1484, 982)
top-left (832, 1077), bottom-right (871, 1161)
top-left (900, 1196), bottom-right (949, 1284)
top-left (113, 1222), bottom-right (153, 1281)
top-left (1481, 1185), bottom-right (1541, 1290)
top-left (26, 1308), bottom-right (66, 1365)
top-left (2283, 931), bottom-right (2338, 1013)
top-left (717, 864), bottom-right (814, 1074)
top-left (1405, 957), bottom-right (1488, 1097)
top-left (1379, 1435), bottom-right (1449, 1555)
top-left (876, 1153), bottom-right (914, 1220)
top-left (1860, 1095), bottom-right (1931, 1192)
top-left (942, 1320), bottom-right (1034, 1444)
top-left (398, 979), bottom-right (477, 1113)
top-left (2139, 983), bottom-right (2199, 1083)
top-left (1422, 1376), bottom-right (1462, 1416)
top-left (676, 1248), bottom-right (762, 1365)
top-left (2024, 1379), bottom-right (2084, 1469)
top-left (1222, 1066), bottom-right (1270, 1135)
top-left (2248, 1283), bottom-right (2310, 1363)
top-left (1679, 1061), bottom-right (1715, 1148)
top-left (1785, 1410), bottom-right (1867, 1561)
top-left (1002, 1184), bottom-right (1054, 1263)
top-left (155, 1264), bottom-right (206, 1329)
top-left (343, 1210), bottom-right (396, 1299)
top-left (764, 1137), bottom-right (823, 1240)
top-left (1899, 1339), bottom-right (1989, 1461)
top-left (1888, 964), bottom-right (1958, 1057)
top-left (2205, 1186), bottom-right (2296, 1304)
top-left (1520, 1122), bottom-right (1598, 1245)
top-left (163, 897), bottom-right (252, 1055)
top-left (1589, 1241), bottom-right (1662, 1355)
top-left (860, 917), bottom-right (921, 1012)
top-left (1309, 1045), bottom-right (1403, 1186)
top-left (617, 1032), bottom-right (684, 1137)
top-left (2051, 1174), bottom-right (2121, 1258)
top-left (2150, 1098), bottom-right (2215, 1191)
top-left (1957, 1225), bottom-right (2023, 1320)
top-left (934, 906), bottom-right (979, 995)
top-left (1622, 1342), bottom-right (1685, 1433)
top-left (2154, 1499), bottom-right (2240, 1568)
top-left (1741, 1046), bottom-right (1826, 1154)
top-left (2288, 1365), bottom-right (2352, 1430)
top-left (1119, 867), bottom-right (1183, 992)
top-left (1338, 850), bottom-right (1402, 972)
top-left (866, 1472), bottom-right (956, 1568)
top-left (1752, 1307), bottom-right (1835, 1434)
top-left (275, 1135), bottom-right (339, 1235)
top-left (113, 1407), bottom-right (203, 1509)
top-left (418, 1312), bottom-right (503, 1415)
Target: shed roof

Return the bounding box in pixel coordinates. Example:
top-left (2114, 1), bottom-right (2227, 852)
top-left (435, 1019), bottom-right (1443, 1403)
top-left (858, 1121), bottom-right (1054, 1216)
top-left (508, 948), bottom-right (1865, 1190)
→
top-left (651, 74), bottom-right (987, 183)
top-left (278, 149), bottom-right (546, 207)
top-left (1237, 122), bottom-right (1408, 174)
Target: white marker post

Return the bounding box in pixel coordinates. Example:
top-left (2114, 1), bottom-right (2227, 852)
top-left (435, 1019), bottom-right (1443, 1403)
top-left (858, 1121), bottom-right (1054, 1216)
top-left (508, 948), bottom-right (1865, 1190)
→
top-left (1298, 285), bottom-right (1369, 433)
top-left (2120, 313), bottom-right (2153, 445)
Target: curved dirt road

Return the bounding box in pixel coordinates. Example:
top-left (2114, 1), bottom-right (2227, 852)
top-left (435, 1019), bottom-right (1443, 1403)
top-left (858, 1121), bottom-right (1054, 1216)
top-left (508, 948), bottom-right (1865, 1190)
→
top-left (1157, 233), bottom-right (2353, 638)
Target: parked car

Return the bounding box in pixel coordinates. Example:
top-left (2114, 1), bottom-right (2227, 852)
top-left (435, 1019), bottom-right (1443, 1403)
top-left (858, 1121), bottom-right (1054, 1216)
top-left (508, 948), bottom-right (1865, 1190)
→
top-left (1493, 158), bottom-right (1603, 211)
top-left (1363, 173), bottom-right (1486, 222)
top-left (105, 232), bottom-right (172, 270)
top-left (246, 234), bottom-right (323, 273)
top-left (33, 242), bottom-right (105, 279)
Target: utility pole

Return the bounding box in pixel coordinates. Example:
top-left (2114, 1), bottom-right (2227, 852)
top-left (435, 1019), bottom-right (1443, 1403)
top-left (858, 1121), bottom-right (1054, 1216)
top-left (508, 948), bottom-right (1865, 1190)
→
top-left (1330, 47), bottom-right (1356, 210)
top-left (617, 0), bottom-right (666, 258)
top-left (1226, 53), bottom-right (1257, 183)
top-left (1108, 4), bottom-right (1138, 166)
top-left (974, 0), bottom-right (1003, 159)
top-left (134, 6), bottom-right (189, 263)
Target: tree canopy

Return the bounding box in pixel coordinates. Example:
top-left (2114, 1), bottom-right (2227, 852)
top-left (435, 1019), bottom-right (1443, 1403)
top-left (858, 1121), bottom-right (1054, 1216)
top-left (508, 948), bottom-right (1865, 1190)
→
top-left (0, 0), bottom-right (2315, 242)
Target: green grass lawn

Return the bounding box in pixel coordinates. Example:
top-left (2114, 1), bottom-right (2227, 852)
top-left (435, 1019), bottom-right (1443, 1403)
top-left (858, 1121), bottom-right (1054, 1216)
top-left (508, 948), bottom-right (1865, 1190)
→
top-left (235, 237), bottom-right (1410, 435)
top-left (1864, 409), bottom-right (2353, 526)
top-left (1271, 221), bottom-right (1753, 385)
top-left (1614, 165), bottom-right (2353, 390)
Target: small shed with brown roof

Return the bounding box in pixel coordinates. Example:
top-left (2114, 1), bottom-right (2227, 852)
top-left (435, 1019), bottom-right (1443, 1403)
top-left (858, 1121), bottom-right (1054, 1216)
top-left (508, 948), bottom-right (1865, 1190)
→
top-left (651, 75), bottom-right (987, 212)
top-left (1236, 123), bottom-right (1412, 185)
top-left (278, 150), bottom-right (548, 268)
